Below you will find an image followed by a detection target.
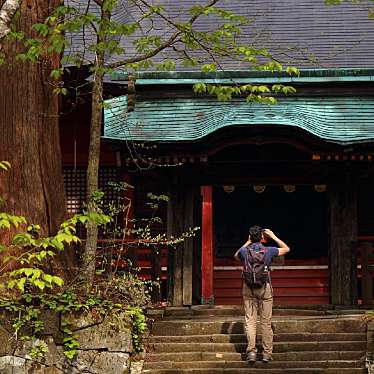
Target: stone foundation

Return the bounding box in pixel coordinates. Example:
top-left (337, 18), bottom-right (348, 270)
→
top-left (0, 311), bottom-right (142, 374)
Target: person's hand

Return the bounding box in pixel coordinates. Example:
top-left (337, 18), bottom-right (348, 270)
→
top-left (263, 229), bottom-right (277, 240)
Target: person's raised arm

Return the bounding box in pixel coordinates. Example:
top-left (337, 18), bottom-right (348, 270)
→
top-left (263, 229), bottom-right (290, 256)
top-left (234, 237), bottom-right (251, 262)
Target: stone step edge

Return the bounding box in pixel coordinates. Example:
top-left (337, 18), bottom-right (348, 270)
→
top-left (152, 315), bottom-right (365, 322)
top-left (141, 368), bottom-right (366, 374)
top-left (149, 340), bottom-right (366, 345)
top-left (143, 359), bottom-right (364, 369)
top-left (146, 350), bottom-right (366, 359)
top-left (147, 332), bottom-right (367, 340)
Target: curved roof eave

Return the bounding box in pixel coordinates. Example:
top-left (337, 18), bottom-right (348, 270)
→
top-left (103, 96), bottom-right (374, 145)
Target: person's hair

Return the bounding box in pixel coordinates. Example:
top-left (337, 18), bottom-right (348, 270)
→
top-left (249, 225), bottom-right (263, 243)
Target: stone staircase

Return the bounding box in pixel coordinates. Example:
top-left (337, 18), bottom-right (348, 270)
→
top-left (142, 306), bottom-right (368, 373)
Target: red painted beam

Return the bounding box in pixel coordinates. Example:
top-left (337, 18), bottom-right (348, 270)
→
top-left (201, 186), bottom-right (214, 304)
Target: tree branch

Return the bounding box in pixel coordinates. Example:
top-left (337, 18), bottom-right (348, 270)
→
top-left (0, 0), bottom-right (22, 40)
top-left (138, 0), bottom-right (220, 31)
top-left (105, 0), bottom-right (220, 69)
top-left (106, 30), bottom-right (181, 69)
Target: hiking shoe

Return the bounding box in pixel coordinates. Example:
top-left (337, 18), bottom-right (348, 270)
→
top-left (246, 351), bottom-right (256, 363)
top-left (262, 353), bottom-right (273, 363)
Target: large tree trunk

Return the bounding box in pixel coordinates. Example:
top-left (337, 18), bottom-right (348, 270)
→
top-left (0, 0), bottom-right (76, 275)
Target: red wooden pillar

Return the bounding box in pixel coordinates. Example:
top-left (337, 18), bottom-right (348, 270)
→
top-left (201, 186), bottom-right (214, 304)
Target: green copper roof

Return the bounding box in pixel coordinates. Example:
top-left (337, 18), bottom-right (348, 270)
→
top-left (108, 69), bottom-right (374, 85)
top-left (103, 96), bottom-right (374, 144)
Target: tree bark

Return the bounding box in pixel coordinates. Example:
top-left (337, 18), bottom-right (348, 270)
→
top-left (0, 0), bottom-right (75, 276)
top-left (81, 69), bottom-right (104, 286)
top-left (81, 6), bottom-right (109, 287)
top-left (0, 0), bottom-right (22, 39)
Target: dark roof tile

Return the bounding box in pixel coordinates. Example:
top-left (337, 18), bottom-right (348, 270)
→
top-left (65, 0), bottom-right (374, 69)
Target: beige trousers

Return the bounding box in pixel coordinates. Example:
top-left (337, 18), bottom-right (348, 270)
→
top-left (242, 282), bottom-right (273, 355)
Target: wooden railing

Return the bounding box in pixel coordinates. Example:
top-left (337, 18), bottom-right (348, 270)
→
top-left (94, 238), bottom-right (168, 302)
top-left (88, 236), bottom-right (374, 305)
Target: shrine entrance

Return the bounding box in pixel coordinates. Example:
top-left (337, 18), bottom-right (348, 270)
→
top-left (213, 184), bottom-right (328, 261)
top-left (200, 184), bottom-right (329, 305)
top-left (129, 130), bottom-right (370, 307)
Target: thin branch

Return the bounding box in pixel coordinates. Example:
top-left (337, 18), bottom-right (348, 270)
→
top-left (106, 30), bottom-right (181, 69)
top-left (0, 0), bottom-right (22, 40)
top-left (105, 0), bottom-right (220, 69)
top-left (139, 0), bottom-right (220, 28)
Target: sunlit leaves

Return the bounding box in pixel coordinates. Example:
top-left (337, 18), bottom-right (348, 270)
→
top-left (2, 0), bottom-right (301, 108)
top-left (0, 188), bottom-right (112, 295)
top-left (201, 63), bottom-right (217, 73)
top-left (7, 268), bottom-right (64, 292)
top-left (0, 161), bottom-right (11, 171)
top-left (0, 213), bottom-right (26, 229)
top-left (193, 81), bottom-right (296, 103)
top-left (50, 68), bottom-right (63, 80)
top-left (325, 0), bottom-right (344, 4)
top-left (189, 4), bottom-right (248, 24)
top-left (32, 23), bottom-right (49, 37)
top-left (135, 35), bottom-right (162, 54)
top-left (53, 87), bottom-right (67, 95)
top-left (103, 0), bottom-right (119, 12)
top-left (286, 66), bottom-right (300, 76)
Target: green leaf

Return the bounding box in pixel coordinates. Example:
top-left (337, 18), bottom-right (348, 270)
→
top-left (43, 274), bottom-right (53, 283)
top-left (17, 277), bottom-right (26, 292)
top-left (34, 279), bottom-right (46, 290)
top-left (52, 276), bottom-right (64, 287)
top-left (7, 280), bottom-right (16, 289)
top-left (50, 69), bottom-right (62, 80)
top-left (24, 268), bottom-right (33, 277)
top-left (286, 66), bottom-right (300, 77)
top-left (201, 63), bottom-right (217, 73)
top-left (32, 23), bottom-right (49, 37)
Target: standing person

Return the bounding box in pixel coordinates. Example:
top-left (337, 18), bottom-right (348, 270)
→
top-left (234, 225), bottom-right (290, 363)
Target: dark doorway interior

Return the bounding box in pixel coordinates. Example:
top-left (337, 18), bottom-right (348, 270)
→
top-left (213, 185), bottom-right (327, 261)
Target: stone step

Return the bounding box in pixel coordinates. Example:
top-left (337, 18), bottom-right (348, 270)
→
top-left (147, 332), bottom-right (366, 343)
top-left (151, 318), bottom-right (366, 336)
top-left (146, 350), bottom-right (365, 363)
top-left (148, 341), bottom-right (366, 353)
top-left (143, 359), bottom-right (363, 370)
top-left (142, 368), bottom-right (366, 374)
top-left (162, 307), bottom-right (329, 319)
top-left (151, 306), bottom-right (369, 320)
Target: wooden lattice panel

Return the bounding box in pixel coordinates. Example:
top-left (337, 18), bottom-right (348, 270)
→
top-left (63, 167), bottom-right (119, 214)
top-left (63, 168), bottom-right (86, 214)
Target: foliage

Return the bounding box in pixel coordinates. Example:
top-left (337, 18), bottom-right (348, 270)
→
top-left (2, 0), bottom-right (299, 103)
top-left (0, 289), bottom-right (147, 360)
top-left (126, 306), bottom-right (148, 352)
top-left (0, 164), bottom-right (117, 360)
top-left (326, 0), bottom-right (374, 21)
top-left (0, 207), bottom-right (111, 293)
top-left (0, 165), bottom-right (188, 361)
top-left (1, 0), bottom-right (302, 287)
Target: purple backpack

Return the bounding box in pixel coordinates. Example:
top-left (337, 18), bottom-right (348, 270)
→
top-left (243, 244), bottom-right (269, 288)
